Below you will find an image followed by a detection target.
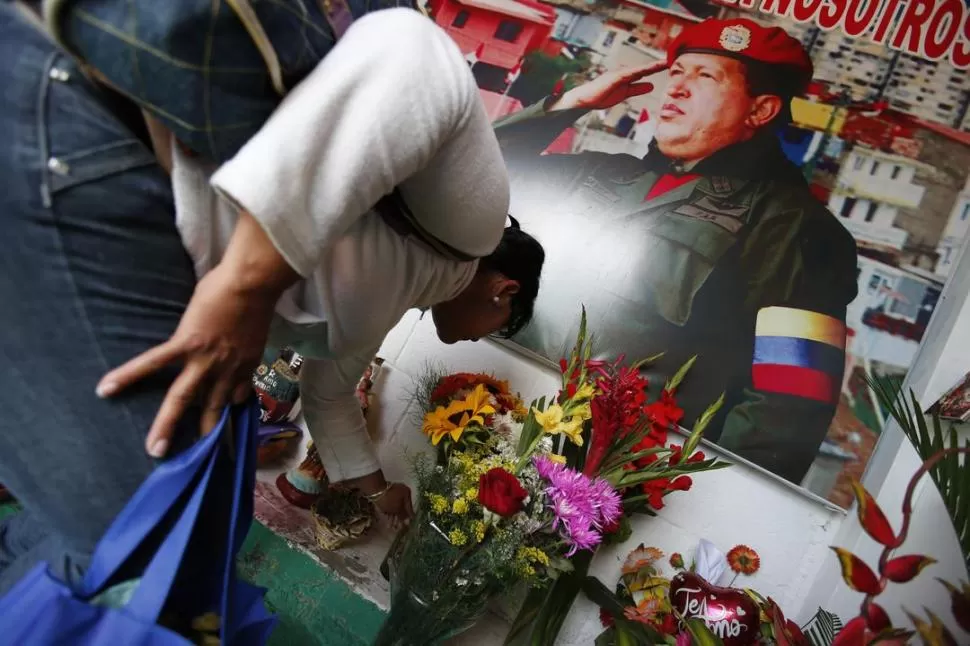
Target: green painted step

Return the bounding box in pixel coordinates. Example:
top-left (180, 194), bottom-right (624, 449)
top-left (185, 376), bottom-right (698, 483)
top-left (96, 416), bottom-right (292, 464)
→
top-left (0, 504), bottom-right (386, 646)
top-left (239, 522), bottom-right (387, 645)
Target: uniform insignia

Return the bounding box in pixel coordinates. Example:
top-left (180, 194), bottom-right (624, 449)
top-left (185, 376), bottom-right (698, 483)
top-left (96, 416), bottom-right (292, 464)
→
top-left (752, 307), bottom-right (846, 405)
top-left (719, 25), bottom-right (752, 52)
top-left (711, 176), bottom-right (732, 194)
top-left (671, 196), bottom-right (747, 233)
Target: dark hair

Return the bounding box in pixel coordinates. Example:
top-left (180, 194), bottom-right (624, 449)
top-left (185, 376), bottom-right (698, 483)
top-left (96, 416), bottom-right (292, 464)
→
top-left (738, 60), bottom-right (804, 130)
top-left (479, 216), bottom-right (544, 338)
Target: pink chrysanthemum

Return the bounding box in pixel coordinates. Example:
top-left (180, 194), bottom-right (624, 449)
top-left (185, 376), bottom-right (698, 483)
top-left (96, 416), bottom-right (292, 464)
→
top-left (534, 456), bottom-right (622, 556)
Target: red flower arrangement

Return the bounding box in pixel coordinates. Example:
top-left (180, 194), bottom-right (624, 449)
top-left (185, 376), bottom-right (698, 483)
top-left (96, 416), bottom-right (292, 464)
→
top-left (430, 372), bottom-right (524, 417)
top-left (629, 385), bottom-right (703, 510)
top-left (583, 359), bottom-right (650, 476)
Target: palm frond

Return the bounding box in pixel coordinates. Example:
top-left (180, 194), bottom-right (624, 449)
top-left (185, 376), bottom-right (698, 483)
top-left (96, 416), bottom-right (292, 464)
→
top-left (868, 375), bottom-right (970, 576)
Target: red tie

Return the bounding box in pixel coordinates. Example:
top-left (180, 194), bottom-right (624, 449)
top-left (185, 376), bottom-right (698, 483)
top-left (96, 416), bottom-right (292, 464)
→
top-left (644, 173), bottom-right (700, 201)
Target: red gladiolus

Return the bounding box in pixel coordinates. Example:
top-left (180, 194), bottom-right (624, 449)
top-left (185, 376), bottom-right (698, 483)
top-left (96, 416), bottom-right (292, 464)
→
top-left (669, 476), bottom-right (692, 491)
top-left (641, 479), bottom-right (669, 510)
top-left (881, 554), bottom-right (936, 583)
top-left (669, 444), bottom-right (705, 465)
top-left (644, 390), bottom-right (684, 431)
top-left (640, 475), bottom-right (693, 510)
top-left (478, 468), bottom-right (528, 517)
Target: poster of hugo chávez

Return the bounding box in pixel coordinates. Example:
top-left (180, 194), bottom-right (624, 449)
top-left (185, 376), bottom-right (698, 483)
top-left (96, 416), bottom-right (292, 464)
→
top-left (424, 0), bottom-right (970, 505)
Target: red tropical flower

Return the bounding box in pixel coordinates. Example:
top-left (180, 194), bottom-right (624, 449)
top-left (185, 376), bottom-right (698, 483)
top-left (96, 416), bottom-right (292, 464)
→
top-left (726, 544), bottom-right (761, 576)
top-left (831, 547), bottom-right (882, 595)
top-left (849, 480), bottom-right (897, 547)
top-left (881, 554), bottom-right (936, 583)
top-left (669, 552), bottom-right (685, 569)
top-left (832, 616), bottom-right (867, 646)
top-left (865, 601), bottom-right (890, 632)
top-left (584, 360), bottom-right (650, 476)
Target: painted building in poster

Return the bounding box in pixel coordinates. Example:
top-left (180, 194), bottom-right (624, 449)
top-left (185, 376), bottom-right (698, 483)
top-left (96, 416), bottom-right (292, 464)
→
top-left (936, 176), bottom-right (970, 277)
top-left (427, 0), bottom-right (556, 75)
top-left (827, 147), bottom-right (932, 251)
top-left (550, 5), bottom-right (606, 50)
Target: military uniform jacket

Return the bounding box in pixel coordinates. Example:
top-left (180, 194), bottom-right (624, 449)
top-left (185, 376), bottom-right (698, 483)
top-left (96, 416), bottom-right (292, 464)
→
top-left (494, 102), bottom-right (859, 483)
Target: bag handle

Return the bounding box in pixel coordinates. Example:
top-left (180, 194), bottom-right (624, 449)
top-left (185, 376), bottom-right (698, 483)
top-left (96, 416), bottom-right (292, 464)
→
top-left (219, 401), bottom-right (260, 641)
top-left (77, 407), bottom-right (232, 597)
top-left (123, 421), bottom-right (226, 622)
top-left (225, 0), bottom-right (357, 99)
top-left (225, 0), bottom-right (286, 96)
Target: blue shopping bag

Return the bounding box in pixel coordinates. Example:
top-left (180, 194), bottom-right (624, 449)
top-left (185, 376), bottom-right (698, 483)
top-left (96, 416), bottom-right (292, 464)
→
top-left (0, 401), bottom-right (276, 645)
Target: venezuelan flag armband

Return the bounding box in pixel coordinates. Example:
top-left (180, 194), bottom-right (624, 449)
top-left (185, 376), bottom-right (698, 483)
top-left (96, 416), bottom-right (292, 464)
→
top-left (751, 306), bottom-right (847, 405)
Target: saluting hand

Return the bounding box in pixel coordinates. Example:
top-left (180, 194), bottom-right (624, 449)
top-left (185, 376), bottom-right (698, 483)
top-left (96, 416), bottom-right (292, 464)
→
top-left (551, 60), bottom-right (668, 111)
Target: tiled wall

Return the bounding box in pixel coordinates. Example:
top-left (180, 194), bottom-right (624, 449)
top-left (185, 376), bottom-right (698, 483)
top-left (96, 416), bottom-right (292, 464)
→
top-left (373, 310), bottom-right (846, 632)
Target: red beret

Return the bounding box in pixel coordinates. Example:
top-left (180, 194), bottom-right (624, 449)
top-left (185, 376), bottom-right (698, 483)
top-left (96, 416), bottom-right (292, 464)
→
top-left (667, 18), bottom-right (813, 94)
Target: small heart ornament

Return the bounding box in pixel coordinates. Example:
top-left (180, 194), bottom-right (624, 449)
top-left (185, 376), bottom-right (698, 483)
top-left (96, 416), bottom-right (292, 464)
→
top-left (669, 572), bottom-right (760, 646)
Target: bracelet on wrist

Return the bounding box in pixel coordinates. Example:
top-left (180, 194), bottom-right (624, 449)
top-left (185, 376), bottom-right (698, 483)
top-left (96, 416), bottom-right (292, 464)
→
top-left (364, 482), bottom-right (393, 502)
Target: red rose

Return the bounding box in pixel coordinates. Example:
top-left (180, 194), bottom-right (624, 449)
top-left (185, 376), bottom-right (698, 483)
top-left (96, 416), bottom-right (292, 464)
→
top-left (478, 468), bottom-right (528, 517)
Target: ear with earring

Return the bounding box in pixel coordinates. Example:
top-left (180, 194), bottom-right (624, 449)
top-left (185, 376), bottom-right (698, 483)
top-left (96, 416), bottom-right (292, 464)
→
top-left (492, 296), bottom-right (501, 306)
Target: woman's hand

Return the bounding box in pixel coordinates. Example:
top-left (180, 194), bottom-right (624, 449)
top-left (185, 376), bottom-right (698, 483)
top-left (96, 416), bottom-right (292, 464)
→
top-left (347, 471), bottom-right (414, 527)
top-left (373, 483), bottom-right (415, 528)
top-left (96, 211), bottom-right (300, 457)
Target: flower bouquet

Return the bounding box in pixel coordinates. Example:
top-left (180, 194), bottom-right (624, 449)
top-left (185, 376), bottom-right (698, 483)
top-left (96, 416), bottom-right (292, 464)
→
top-left (373, 311), bottom-right (730, 645)
top-left (504, 314), bottom-right (732, 645)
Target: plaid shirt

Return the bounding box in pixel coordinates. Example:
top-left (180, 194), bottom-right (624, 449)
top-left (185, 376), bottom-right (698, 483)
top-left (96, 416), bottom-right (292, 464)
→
top-left (45, 0), bottom-right (416, 164)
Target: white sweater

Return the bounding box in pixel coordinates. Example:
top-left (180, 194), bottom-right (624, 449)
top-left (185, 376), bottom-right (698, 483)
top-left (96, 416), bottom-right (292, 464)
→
top-left (171, 9), bottom-right (510, 481)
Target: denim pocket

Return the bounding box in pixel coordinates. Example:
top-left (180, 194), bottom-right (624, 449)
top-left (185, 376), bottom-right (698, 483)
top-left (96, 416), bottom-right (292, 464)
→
top-left (41, 54), bottom-right (158, 198)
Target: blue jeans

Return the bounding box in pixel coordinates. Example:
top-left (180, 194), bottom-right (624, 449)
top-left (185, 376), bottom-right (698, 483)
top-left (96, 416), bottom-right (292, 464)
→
top-left (0, 4), bottom-right (196, 594)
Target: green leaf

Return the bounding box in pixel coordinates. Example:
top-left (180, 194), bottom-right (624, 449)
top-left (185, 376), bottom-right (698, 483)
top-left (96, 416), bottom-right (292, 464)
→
top-left (616, 458), bottom-right (729, 488)
top-left (867, 375), bottom-right (970, 576)
top-left (594, 628), bottom-right (615, 646)
top-left (680, 616), bottom-right (725, 646)
top-left (599, 447), bottom-right (672, 478)
top-left (683, 393), bottom-right (725, 458)
top-left (582, 576), bottom-right (628, 614)
top-left (631, 352), bottom-right (664, 372)
top-left (664, 355), bottom-right (697, 393)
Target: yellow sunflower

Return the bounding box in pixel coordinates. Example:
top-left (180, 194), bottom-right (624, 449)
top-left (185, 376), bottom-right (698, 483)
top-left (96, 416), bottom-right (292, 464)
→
top-left (422, 384), bottom-right (496, 446)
